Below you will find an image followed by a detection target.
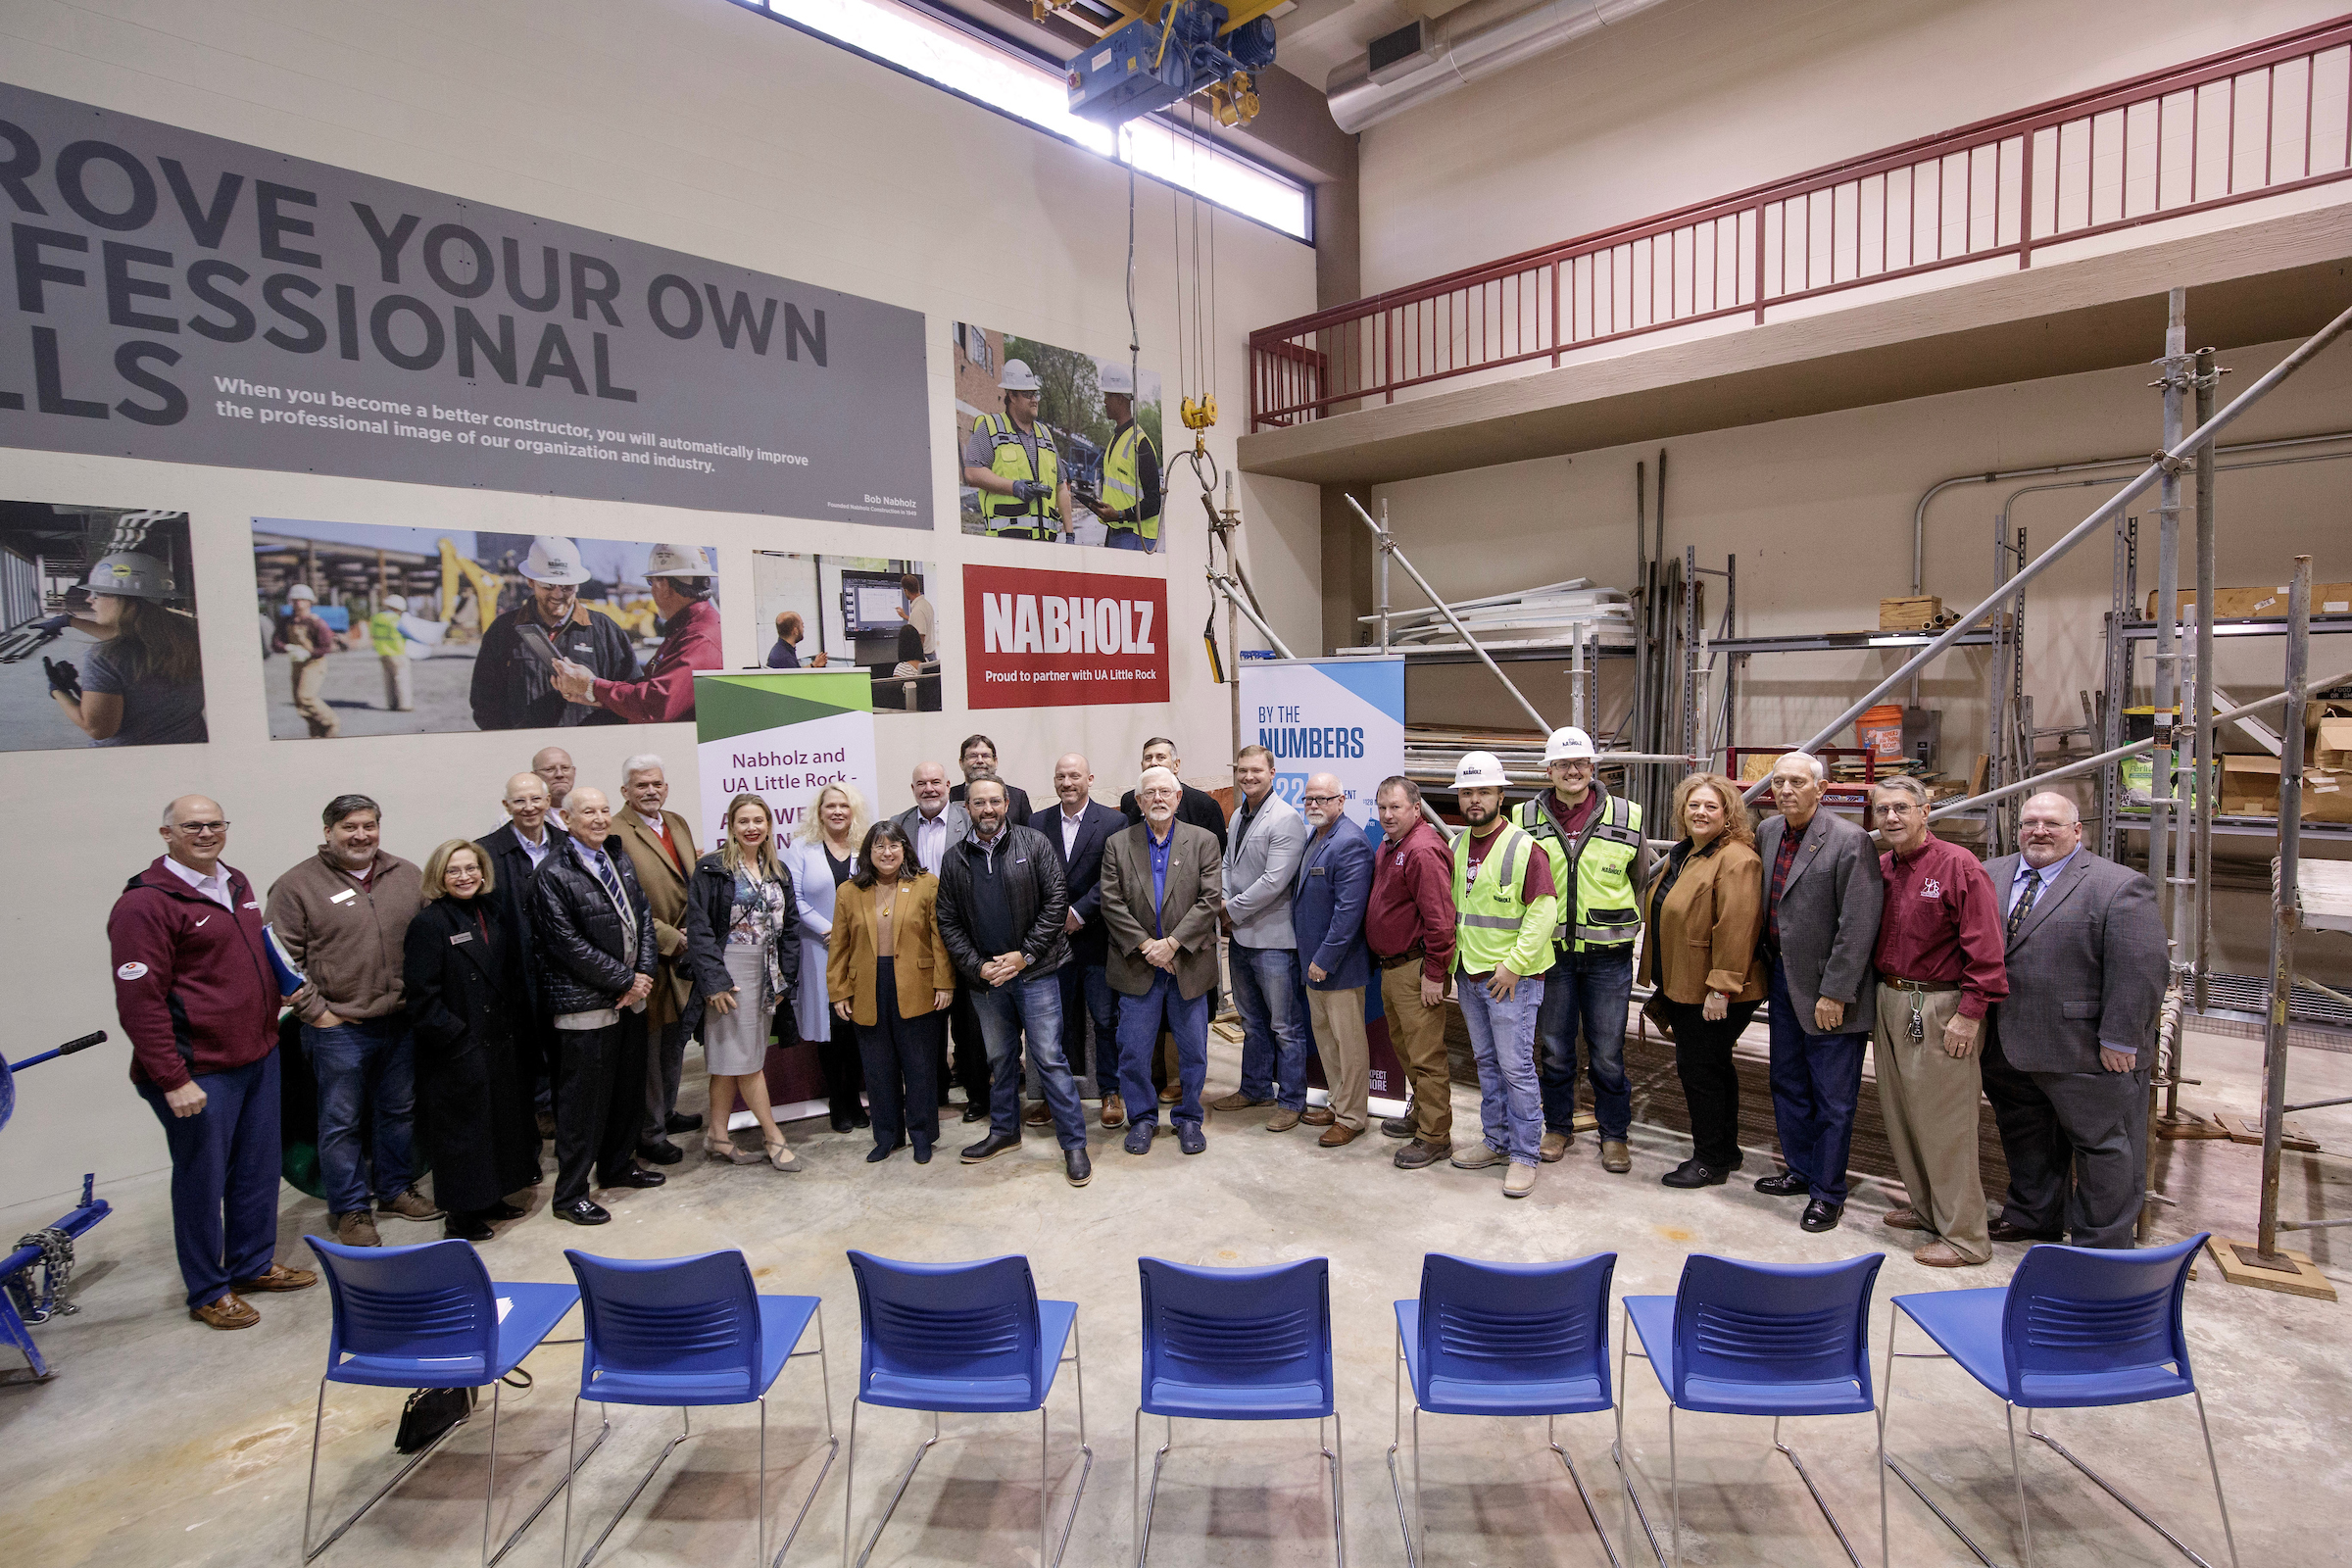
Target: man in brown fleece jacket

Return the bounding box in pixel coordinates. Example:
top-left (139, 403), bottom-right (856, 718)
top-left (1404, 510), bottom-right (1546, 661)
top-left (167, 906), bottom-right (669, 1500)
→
top-left (267, 793), bottom-right (433, 1246)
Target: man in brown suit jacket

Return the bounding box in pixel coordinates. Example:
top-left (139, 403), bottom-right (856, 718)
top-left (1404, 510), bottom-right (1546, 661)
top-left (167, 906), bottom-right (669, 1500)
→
top-left (612, 755), bottom-right (701, 1161)
top-left (1101, 766), bottom-right (1223, 1155)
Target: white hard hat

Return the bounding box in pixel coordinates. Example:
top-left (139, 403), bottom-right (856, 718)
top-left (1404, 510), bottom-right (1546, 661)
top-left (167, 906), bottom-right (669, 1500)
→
top-left (286, 582), bottom-right (317, 602)
top-left (84, 552), bottom-right (178, 602)
top-left (1453, 751), bottom-right (1510, 789)
top-left (518, 535), bottom-right (590, 585)
top-left (383, 593), bottom-right (408, 612)
top-left (1000, 358), bottom-right (1042, 393)
top-left (1099, 362), bottom-right (1135, 396)
top-left (1544, 726), bottom-right (1597, 763)
top-left (643, 542), bottom-right (711, 578)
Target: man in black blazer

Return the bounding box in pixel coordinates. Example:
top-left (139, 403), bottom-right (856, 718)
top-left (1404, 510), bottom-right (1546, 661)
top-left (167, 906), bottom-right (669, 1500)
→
top-left (1981, 792), bottom-right (2166, 1249)
top-left (480, 770), bottom-right (569, 1132)
top-left (948, 732), bottom-right (1033, 828)
top-left (1041, 753), bottom-right (1129, 1127)
top-left (1118, 736), bottom-right (1228, 849)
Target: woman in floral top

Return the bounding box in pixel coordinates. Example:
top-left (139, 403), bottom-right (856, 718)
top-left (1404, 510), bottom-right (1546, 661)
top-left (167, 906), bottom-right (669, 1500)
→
top-left (683, 792), bottom-right (803, 1171)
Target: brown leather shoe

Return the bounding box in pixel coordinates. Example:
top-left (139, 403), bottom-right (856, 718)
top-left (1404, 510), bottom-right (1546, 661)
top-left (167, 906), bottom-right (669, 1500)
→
top-left (1880, 1206), bottom-right (1929, 1231)
top-left (333, 1210), bottom-right (380, 1247)
top-left (1539, 1130), bottom-right (1571, 1163)
top-left (1210, 1091), bottom-right (1270, 1112)
top-left (1265, 1108), bottom-right (1301, 1132)
top-left (1600, 1139), bottom-right (1632, 1174)
top-left (1158, 1085), bottom-right (1181, 1104)
top-left (1300, 1106), bottom-right (1336, 1126)
top-left (231, 1262), bottom-right (318, 1294)
top-left (1317, 1124), bottom-right (1360, 1148)
top-left (1100, 1093), bottom-right (1127, 1128)
top-left (377, 1185), bottom-right (444, 1221)
top-left (1022, 1101), bottom-right (1053, 1127)
top-left (190, 1293), bottom-right (260, 1330)
top-left (1913, 1241), bottom-right (1984, 1268)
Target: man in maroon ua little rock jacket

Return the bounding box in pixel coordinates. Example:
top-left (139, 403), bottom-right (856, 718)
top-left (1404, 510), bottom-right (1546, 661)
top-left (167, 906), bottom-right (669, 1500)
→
top-left (110, 795), bottom-right (314, 1330)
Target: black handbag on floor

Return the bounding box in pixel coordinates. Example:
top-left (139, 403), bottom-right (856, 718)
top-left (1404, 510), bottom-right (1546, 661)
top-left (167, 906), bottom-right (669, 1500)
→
top-left (393, 1386), bottom-right (475, 1452)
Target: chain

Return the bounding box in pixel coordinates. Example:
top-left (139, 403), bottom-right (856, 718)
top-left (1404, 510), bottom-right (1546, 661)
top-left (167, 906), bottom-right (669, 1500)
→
top-left (7, 1227), bottom-right (77, 1324)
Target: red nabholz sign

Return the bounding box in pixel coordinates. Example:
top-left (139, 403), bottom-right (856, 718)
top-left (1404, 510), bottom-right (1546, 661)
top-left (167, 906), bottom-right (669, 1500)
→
top-left (962, 563), bottom-right (1169, 710)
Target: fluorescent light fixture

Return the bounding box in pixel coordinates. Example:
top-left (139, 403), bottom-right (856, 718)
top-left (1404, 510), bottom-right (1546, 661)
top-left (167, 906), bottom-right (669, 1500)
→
top-left (740, 0), bottom-right (1309, 237)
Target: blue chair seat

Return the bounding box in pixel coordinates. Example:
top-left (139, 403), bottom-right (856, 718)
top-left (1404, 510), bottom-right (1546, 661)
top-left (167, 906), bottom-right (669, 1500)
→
top-left (583, 1294), bottom-right (820, 1407)
top-left (858, 1297), bottom-right (1075, 1414)
top-left (1624, 1294), bottom-right (1874, 1418)
top-left (1144, 1375), bottom-right (1333, 1421)
top-left (1892, 1287), bottom-right (2193, 1410)
top-left (1396, 1301), bottom-right (1611, 1417)
top-left (327, 1279), bottom-right (580, 1390)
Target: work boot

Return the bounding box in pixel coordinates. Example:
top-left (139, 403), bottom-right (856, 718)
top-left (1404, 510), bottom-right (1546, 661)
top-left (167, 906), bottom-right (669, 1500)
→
top-left (190, 1293), bottom-right (260, 1330)
top-left (1210, 1091), bottom-right (1271, 1112)
top-left (1503, 1163), bottom-right (1538, 1200)
top-left (1158, 1084), bottom-right (1181, 1104)
top-left (1450, 1143), bottom-right (1508, 1171)
top-left (1394, 1140), bottom-right (1451, 1170)
top-left (1265, 1108), bottom-right (1301, 1132)
top-left (1539, 1130), bottom-right (1571, 1163)
top-left (333, 1210), bottom-right (380, 1248)
top-left (1300, 1106), bottom-right (1336, 1126)
top-left (377, 1186), bottom-right (443, 1221)
top-left (1380, 1115), bottom-right (1415, 1141)
top-left (1600, 1139), bottom-right (1632, 1174)
top-left (1317, 1124), bottom-right (1361, 1148)
top-left (1023, 1100), bottom-right (1053, 1127)
top-left (1101, 1093), bottom-right (1127, 1128)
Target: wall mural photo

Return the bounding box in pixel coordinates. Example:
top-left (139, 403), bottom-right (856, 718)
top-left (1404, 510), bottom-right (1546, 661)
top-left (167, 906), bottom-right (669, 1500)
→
top-left (0, 502), bottom-right (207, 753)
top-left (952, 323), bottom-right (1163, 551)
top-left (252, 518), bottom-right (718, 739)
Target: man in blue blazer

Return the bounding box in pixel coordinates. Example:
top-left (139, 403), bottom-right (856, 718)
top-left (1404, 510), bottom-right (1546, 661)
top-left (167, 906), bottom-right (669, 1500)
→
top-left (1292, 771), bottom-right (1377, 1147)
top-left (1037, 753), bottom-right (1132, 1127)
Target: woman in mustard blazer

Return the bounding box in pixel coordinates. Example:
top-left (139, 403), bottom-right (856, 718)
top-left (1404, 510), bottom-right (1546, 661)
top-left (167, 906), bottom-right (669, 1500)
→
top-left (827, 821), bottom-right (955, 1163)
top-left (1640, 771), bottom-right (1768, 1191)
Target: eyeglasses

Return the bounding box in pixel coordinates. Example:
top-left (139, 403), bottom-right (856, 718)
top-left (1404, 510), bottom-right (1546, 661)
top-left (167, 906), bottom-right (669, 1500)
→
top-left (1300, 793), bottom-right (1343, 806)
top-left (1874, 803), bottom-right (1923, 816)
top-left (171, 820), bottom-right (229, 835)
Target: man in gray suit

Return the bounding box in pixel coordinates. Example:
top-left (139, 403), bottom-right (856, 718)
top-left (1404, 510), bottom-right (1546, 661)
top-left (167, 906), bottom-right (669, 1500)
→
top-left (1754, 753), bottom-right (1886, 1232)
top-left (1208, 745), bottom-right (1314, 1129)
top-left (895, 761), bottom-right (983, 1116)
top-left (1981, 791), bottom-right (2166, 1249)
top-left (1102, 766), bottom-right (1225, 1155)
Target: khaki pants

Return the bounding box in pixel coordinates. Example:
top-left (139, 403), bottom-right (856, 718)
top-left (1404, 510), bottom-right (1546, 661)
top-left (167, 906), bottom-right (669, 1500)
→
top-left (1380, 962), bottom-right (1451, 1147)
top-left (379, 653), bottom-right (414, 711)
top-left (1873, 983), bottom-right (1990, 1262)
top-left (1305, 985), bottom-right (1369, 1130)
top-left (290, 656), bottom-right (339, 737)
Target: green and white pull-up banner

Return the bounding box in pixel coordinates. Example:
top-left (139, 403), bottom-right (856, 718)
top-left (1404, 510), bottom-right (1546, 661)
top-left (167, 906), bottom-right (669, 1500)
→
top-left (693, 669), bottom-right (876, 856)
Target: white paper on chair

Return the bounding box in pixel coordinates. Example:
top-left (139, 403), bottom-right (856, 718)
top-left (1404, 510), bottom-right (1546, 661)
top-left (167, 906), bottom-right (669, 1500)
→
top-left (497, 1297), bottom-right (513, 1322)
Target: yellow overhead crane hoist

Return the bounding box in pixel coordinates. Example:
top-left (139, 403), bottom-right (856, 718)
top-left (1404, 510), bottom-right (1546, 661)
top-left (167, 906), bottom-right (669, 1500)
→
top-left (1058, 0), bottom-right (1280, 132)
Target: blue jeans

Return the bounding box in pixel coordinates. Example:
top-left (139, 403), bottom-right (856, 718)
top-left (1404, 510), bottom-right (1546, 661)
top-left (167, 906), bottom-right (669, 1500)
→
top-left (1055, 961), bottom-right (1117, 1087)
top-left (1766, 959), bottom-right (1869, 1203)
top-left (1116, 970), bottom-right (1208, 1130)
top-left (1456, 971), bottom-right (1546, 1165)
top-left (970, 971), bottom-right (1085, 1148)
top-left (1537, 950), bottom-right (1635, 1139)
top-left (301, 1015), bottom-right (416, 1216)
top-left (1231, 944), bottom-right (1312, 1109)
top-left (1105, 527), bottom-right (1151, 551)
top-left (136, 1052), bottom-right (281, 1308)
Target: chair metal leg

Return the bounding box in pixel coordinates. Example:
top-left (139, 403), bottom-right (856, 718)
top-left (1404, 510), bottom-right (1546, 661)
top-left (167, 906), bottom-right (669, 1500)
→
top-left (1879, 1315), bottom-right (1998, 1568)
top-left (1546, 1413), bottom-right (1628, 1568)
top-left (1138, 1411), bottom-right (1338, 1567)
top-left (1385, 1330), bottom-right (1418, 1568)
top-left (569, 1403), bottom-right (695, 1568)
top-left (841, 1400), bottom-right (858, 1568)
top-left (2193, 1392), bottom-right (2240, 1568)
top-left (1034, 1329), bottom-right (1095, 1568)
top-left (1667, 1404), bottom-right (1679, 1568)
top-left (2008, 1403), bottom-right (2034, 1568)
top-left (849, 1406), bottom-right (941, 1568)
top-left (2026, 1406), bottom-right (2238, 1568)
top-left (1770, 1414), bottom-right (1866, 1567)
top-left (1135, 1410), bottom-right (1175, 1568)
top-left (1610, 1307), bottom-right (1667, 1567)
top-left (766, 1324), bottom-right (843, 1568)
top-left (1326, 1410), bottom-right (1348, 1568)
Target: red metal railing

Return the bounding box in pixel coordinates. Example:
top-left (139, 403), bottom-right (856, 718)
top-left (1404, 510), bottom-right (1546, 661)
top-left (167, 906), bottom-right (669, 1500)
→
top-left (1249, 16), bottom-right (2352, 431)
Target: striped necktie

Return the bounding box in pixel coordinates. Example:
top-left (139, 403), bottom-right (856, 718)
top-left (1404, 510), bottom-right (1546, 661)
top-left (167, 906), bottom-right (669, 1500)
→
top-left (2005, 869), bottom-right (2040, 943)
top-left (587, 844), bottom-right (630, 916)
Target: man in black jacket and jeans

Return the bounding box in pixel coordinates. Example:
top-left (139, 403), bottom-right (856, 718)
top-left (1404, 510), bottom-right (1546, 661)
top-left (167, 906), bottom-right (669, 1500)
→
top-left (936, 778), bottom-right (1089, 1185)
top-left (532, 785), bottom-right (665, 1224)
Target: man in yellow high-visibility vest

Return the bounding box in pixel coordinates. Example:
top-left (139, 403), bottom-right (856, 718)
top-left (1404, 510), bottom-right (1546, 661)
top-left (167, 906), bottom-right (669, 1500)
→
top-left (1448, 751), bottom-right (1560, 1200)
top-left (1091, 363), bottom-right (1160, 553)
top-left (961, 359), bottom-right (1072, 541)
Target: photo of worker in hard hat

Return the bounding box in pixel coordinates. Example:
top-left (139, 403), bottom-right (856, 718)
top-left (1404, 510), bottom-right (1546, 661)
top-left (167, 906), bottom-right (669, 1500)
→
top-left (0, 503), bottom-right (208, 754)
top-left (952, 324), bottom-right (1161, 551)
top-left (251, 520), bottom-right (719, 740)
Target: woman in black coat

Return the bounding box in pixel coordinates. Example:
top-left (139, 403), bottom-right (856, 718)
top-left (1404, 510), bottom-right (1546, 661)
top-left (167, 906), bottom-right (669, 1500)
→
top-left (403, 839), bottom-right (541, 1240)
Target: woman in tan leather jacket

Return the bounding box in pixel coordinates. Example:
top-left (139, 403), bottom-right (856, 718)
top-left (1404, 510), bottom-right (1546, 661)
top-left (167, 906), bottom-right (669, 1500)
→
top-left (826, 821), bottom-right (955, 1164)
top-left (1640, 771), bottom-right (1767, 1189)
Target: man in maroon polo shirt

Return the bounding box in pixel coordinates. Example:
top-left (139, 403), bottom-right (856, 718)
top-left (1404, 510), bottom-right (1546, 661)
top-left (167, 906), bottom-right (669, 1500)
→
top-left (1869, 775), bottom-right (2008, 1267)
top-left (1365, 776), bottom-right (1458, 1169)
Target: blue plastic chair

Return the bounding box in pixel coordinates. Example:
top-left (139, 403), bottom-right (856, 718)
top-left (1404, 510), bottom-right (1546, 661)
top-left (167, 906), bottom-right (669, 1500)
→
top-left (1135, 1256), bottom-right (1344, 1567)
top-left (842, 1250), bottom-right (1091, 1568)
top-left (1884, 1234), bottom-right (2237, 1568)
top-left (1618, 1252), bottom-right (1886, 1567)
top-left (1389, 1252), bottom-right (1622, 1568)
top-left (562, 1250), bottom-right (836, 1568)
top-left (302, 1236), bottom-right (598, 1566)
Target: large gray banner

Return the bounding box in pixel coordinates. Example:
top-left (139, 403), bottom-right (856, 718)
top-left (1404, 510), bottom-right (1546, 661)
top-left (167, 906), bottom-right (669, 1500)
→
top-left (0, 84), bottom-right (930, 525)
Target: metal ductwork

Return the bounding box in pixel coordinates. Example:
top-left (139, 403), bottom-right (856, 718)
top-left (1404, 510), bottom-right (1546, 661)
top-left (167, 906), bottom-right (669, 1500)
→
top-left (1325, 0), bottom-right (1670, 132)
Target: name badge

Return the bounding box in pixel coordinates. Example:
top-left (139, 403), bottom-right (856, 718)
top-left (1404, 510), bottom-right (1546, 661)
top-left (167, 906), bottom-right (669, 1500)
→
top-left (1309, 866), bottom-right (1327, 878)
top-left (330, 889), bottom-right (357, 905)
top-left (450, 930), bottom-right (474, 946)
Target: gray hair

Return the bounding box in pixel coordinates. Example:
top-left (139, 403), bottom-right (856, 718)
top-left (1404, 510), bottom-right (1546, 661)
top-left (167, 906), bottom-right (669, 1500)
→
top-left (620, 753), bottom-right (665, 783)
top-left (1137, 764), bottom-right (1180, 796)
top-left (1376, 775), bottom-right (1423, 808)
top-left (1774, 751), bottom-right (1827, 782)
top-left (564, 786), bottom-right (608, 813)
top-left (1869, 775), bottom-right (1933, 808)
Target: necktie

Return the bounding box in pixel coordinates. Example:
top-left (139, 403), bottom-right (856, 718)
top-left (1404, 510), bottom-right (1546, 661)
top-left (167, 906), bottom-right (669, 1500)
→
top-left (2006, 870), bottom-right (2040, 942)
top-left (589, 846), bottom-right (629, 917)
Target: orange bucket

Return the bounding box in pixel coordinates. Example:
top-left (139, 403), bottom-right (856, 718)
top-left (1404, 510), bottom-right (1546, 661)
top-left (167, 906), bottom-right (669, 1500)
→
top-left (1855, 704), bottom-right (1905, 760)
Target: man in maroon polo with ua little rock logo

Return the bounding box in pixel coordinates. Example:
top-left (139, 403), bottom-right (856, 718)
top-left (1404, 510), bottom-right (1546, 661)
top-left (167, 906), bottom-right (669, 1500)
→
top-left (109, 794), bottom-right (315, 1330)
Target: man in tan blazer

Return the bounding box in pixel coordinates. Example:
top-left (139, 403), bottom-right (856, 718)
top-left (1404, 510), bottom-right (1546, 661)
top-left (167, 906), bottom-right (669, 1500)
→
top-left (612, 754), bottom-right (701, 1162)
top-left (1101, 765), bottom-right (1223, 1156)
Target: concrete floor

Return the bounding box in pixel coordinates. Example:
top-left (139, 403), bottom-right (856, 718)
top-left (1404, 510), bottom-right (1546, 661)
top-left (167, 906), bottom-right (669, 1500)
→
top-left (2, 1025), bottom-right (2344, 1568)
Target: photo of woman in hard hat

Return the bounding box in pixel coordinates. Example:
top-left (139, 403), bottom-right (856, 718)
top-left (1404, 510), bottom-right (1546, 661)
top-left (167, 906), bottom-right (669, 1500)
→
top-left (0, 504), bottom-right (208, 754)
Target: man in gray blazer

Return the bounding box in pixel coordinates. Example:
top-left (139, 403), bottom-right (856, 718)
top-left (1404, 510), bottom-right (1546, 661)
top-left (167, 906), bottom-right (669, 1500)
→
top-left (1754, 753), bottom-right (1886, 1232)
top-left (895, 761), bottom-right (982, 1115)
top-left (1102, 766), bottom-right (1225, 1155)
top-left (1208, 745), bottom-right (1315, 1129)
top-left (1981, 791), bottom-right (2166, 1249)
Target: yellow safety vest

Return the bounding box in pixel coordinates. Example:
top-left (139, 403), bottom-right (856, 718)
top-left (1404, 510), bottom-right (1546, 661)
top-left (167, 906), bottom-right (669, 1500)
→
top-left (1101, 422), bottom-right (1159, 541)
top-left (1514, 788), bottom-right (1644, 955)
top-left (1450, 820), bottom-right (1560, 978)
top-left (974, 412), bottom-right (1060, 527)
top-left (368, 611), bottom-right (407, 658)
